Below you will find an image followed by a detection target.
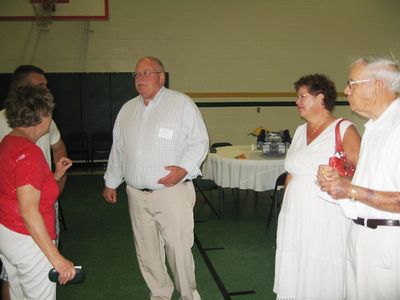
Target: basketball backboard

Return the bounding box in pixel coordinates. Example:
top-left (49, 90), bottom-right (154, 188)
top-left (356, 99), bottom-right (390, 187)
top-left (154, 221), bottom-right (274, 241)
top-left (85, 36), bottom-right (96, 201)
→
top-left (0, 0), bottom-right (109, 21)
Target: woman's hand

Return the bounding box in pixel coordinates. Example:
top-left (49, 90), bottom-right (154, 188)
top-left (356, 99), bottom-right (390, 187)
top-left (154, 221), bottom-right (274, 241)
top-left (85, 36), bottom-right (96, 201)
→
top-left (54, 157), bottom-right (72, 181)
top-left (317, 164), bottom-right (340, 184)
top-left (53, 256), bottom-right (76, 285)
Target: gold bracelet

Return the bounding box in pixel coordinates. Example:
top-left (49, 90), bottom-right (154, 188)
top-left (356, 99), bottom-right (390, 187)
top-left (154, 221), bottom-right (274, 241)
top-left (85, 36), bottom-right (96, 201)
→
top-left (350, 185), bottom-right (357, 202)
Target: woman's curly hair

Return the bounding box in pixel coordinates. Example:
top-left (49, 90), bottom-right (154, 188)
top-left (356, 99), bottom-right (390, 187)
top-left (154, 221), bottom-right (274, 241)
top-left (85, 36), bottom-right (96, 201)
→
top-left (294, 74), bottom-right (337, 111)
top-left (5, 85), bottom-right (54, 128)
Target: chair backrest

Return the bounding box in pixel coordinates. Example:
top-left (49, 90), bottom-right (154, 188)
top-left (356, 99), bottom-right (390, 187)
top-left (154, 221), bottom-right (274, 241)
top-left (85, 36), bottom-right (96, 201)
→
top-left (211, 142), bottom-right (232, 148)
top-left (272, 172), bottom-right (288, 210)
top-left (273, 172), bottom-right (288, 194)
top-left (210, 142), bottom-right (232, 153)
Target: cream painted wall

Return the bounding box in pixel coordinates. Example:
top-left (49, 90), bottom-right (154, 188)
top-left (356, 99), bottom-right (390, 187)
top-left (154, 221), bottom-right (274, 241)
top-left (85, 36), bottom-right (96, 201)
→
top-left (200, 102), bottom-right (367, 146)
top-left (0, 0), bottom-right (398, 143)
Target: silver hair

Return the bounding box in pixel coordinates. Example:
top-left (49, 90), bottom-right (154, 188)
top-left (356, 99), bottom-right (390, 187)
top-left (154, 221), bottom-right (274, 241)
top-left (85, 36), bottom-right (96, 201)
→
top-left (137, 56), bottom-right (165, 72)
top-left (351, 55), bottom-right (400, 93)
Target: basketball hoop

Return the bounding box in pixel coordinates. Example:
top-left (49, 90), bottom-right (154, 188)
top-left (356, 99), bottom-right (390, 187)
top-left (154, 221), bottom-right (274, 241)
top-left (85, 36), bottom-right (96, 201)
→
top-left (31, 0), bottom-right (57, 30)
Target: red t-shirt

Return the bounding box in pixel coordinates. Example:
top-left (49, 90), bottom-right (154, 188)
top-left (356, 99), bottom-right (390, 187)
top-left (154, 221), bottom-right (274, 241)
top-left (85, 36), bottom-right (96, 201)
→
top-left (0, 135), bottom-right (59, 240)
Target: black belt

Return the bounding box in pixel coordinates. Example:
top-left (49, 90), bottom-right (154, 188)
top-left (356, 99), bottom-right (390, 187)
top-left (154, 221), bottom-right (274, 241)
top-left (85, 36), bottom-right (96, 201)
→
top-left (139, 179), bottom-right (191, 193)
top-left (353, 217), bottom-right (400, 229)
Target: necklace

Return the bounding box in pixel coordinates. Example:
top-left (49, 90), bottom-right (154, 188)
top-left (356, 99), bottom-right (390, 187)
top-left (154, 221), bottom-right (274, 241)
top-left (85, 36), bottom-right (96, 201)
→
top-left (307, 119), bottom-right (328, 144)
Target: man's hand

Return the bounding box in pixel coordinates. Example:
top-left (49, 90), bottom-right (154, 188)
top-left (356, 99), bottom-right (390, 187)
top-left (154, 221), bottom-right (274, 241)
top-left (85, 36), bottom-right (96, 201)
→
top-left (319, 177), bottom-right (352, 200)
top-left (103, 187), bottom-right (117, 204)
top-left (157, 165), bottom-right (188, 187)
top-left (54, 157), bottom-right (72, 182)
top-left (52, 139), bottom-right (68, 191)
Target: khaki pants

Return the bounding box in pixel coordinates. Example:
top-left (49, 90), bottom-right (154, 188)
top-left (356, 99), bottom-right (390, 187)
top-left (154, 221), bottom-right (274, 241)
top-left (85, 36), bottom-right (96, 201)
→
top-left (126, 181), bottom-right (201, 300)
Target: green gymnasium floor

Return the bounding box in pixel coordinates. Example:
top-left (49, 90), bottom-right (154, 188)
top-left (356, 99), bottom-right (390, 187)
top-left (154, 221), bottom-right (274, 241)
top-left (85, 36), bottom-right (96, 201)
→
top-left (57, 174), bottom-right (278, 300)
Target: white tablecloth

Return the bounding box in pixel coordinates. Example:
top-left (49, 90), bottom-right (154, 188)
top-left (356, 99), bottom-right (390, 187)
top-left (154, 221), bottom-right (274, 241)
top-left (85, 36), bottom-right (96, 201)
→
top-left (202, 145), bottom-right (286, 192)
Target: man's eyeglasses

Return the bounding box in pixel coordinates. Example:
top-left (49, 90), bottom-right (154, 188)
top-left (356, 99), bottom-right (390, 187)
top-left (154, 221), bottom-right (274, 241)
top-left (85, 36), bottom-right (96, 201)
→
top-left (132, 71), bottom-right (163, 79)
top-left (346, 79), bottom-right (374, 88)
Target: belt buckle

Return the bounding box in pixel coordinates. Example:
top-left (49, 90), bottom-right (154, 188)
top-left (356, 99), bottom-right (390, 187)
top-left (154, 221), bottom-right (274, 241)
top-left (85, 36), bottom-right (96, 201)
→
top-left (368, 220), bottom-right (378, 229)
top-left (364, 218), bottom-right (378, 229)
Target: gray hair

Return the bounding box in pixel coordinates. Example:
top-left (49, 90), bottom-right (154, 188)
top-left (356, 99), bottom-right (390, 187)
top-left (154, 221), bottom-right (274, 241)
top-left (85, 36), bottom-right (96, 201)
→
top-left (137, 56), bottom-right (165, 72)
top-left (352, 56), bottom-right (400, 93)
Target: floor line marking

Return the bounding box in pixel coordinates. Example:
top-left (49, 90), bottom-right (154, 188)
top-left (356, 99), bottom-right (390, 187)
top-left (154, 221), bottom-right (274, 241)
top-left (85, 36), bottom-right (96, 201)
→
top-left (195, 234), bottom-right (231, 300)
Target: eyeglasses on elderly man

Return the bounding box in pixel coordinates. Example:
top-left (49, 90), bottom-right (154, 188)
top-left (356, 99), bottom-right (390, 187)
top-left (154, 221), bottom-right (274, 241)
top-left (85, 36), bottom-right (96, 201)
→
top-left (132, 71), bottom-right (164, 79)
top-left (346, 78), bottom-right (374, 89)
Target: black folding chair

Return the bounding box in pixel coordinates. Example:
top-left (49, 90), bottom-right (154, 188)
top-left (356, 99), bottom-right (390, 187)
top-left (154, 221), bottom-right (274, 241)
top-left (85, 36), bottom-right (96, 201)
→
top-left (194, 142), bottom-right (232, 219)
top-left (266, 172), bottom-right (288, 228)
top-left (193, 177), bottom-right (224, 219)
top-left (210, 142), bottom-right (232, 152)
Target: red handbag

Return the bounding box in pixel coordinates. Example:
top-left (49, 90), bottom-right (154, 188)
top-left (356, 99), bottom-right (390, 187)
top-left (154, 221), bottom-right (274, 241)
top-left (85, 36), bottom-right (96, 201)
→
top-left (328, 119), bottom-right (356, 176)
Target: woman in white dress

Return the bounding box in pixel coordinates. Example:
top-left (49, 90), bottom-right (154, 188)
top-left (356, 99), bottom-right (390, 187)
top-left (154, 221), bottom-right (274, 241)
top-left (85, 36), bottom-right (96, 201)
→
top-left (273, 74), bottom-right (361, 300)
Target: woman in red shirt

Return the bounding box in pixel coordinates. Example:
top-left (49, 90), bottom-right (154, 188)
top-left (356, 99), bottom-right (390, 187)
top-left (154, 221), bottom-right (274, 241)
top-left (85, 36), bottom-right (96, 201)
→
top-left (0, 86), bottom-right (76, 299)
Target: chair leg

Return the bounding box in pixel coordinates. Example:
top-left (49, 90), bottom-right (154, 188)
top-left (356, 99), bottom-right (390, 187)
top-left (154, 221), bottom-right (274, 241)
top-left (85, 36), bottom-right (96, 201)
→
top-left (266, 195), bottom-right (275, 228)
top-left (87, 153), bottom-right (91, 170)
top-left (242, 189), bottom-right (250, 201)
top-left (199, 190), bottom-right (220, 219)
top-left (274, 194), bottom-right (279, 227)
top-left (90, 151), bottom-right (94, 170)
top-left (233, 188), bottom-right (240, 215)
top-left (218, 187), bottom-right (223, 219)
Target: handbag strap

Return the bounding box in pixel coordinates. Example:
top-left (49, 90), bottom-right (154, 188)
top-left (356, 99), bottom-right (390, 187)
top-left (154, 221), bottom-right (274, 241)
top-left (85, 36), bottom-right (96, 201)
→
top-left (335, 118), bottom-right (347, 153)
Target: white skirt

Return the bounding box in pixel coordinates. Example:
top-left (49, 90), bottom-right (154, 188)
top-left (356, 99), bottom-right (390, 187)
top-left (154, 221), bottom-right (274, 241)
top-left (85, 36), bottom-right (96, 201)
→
top-left (274, 175), bottom-right (350, 300)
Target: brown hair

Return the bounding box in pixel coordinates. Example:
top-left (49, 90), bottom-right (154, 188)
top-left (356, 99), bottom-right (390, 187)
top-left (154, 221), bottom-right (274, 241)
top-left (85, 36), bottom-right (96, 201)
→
top-left (5, 85), bottom-right (54, 128)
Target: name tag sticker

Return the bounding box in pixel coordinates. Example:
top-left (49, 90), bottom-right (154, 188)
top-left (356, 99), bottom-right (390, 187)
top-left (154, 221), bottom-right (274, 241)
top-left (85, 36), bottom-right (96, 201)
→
top-left (158, 127), bottom-right (174, 139)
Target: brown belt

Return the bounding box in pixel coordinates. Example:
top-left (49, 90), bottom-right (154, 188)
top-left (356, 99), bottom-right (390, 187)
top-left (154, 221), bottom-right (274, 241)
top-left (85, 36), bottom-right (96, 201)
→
top-left (353, 217), bottom-right (400, 229)
top-left (139, 179), bottom-right (191, 193)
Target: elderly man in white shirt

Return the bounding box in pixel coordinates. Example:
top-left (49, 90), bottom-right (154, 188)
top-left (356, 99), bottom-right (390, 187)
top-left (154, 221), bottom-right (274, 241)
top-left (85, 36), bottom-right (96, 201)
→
top-left (103, 56), bottom-right (209, 300)
top-left (318, 56), bottom-right (400, 300)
